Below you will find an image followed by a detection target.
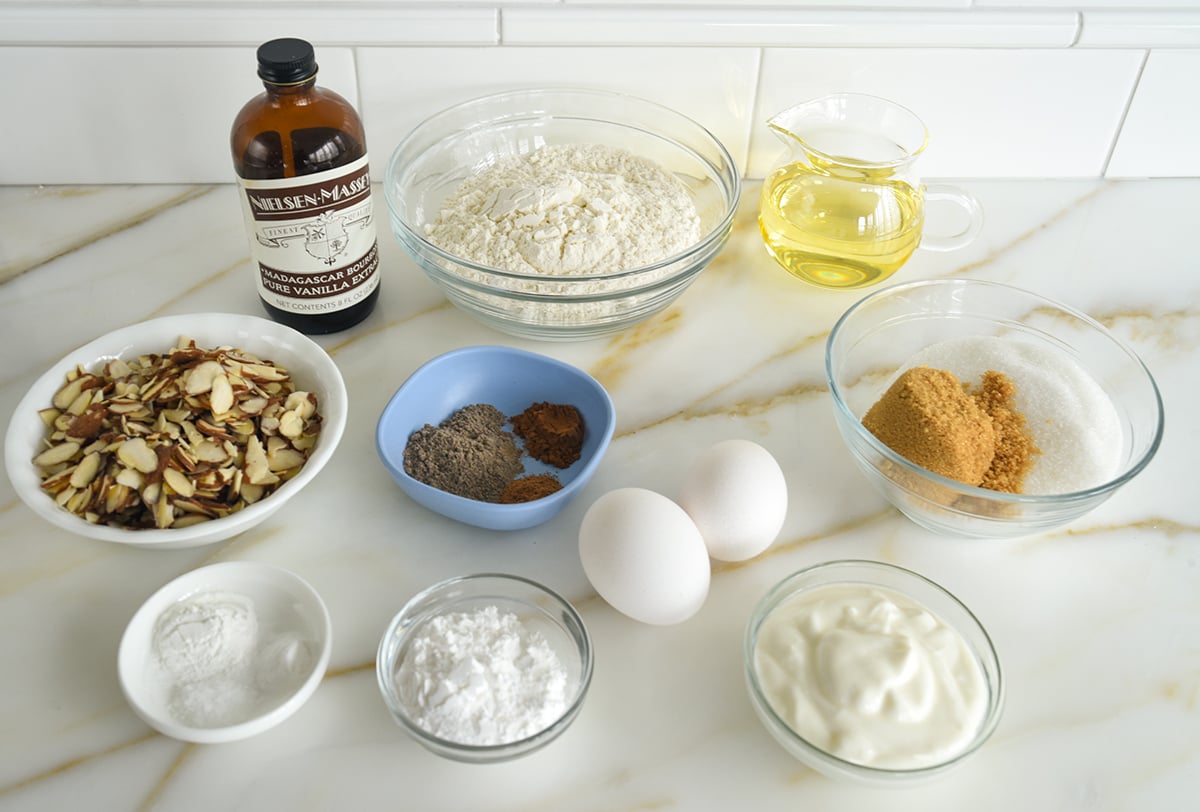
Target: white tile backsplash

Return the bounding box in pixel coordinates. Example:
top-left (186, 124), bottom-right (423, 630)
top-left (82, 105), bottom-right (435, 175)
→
top-left (1107, 50), bottom-right (1200, 177)
top-left (502, 8), bottom-right (1079, 47)
top-left (751, 49), bottom-right (1143, 178)
top-left (1079, 11), bottom-right (1200, 47)
top-left (0, 0), bottom-right (1198, 183)
top-left (357, 47), bottom-right (760, 181)
top-left (978, 0), bottom-right (1200, 7)
top-left (0, 46), bottom-right (358, 186)
top-left (0, 5), bottom-right (498, 46)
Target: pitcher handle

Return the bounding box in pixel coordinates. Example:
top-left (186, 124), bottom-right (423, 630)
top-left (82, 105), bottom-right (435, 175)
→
top-left (920, 185), bottom-right (983, 252)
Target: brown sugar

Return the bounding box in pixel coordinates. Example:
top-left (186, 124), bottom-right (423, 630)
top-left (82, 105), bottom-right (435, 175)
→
top-left (862, 366), bottom-right (996, 487)
top-left (973, 370), bottom-right (1040, 493)
top-left (863, 366), bottom-right (1041, 494)
top-left (510, 402), bottom-right (585, 469)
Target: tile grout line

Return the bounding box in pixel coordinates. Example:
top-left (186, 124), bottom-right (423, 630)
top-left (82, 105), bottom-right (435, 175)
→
top-left (745, 45), bottom-right (765, 178)
top-left (1101, 49), bottom-right (1150, 178)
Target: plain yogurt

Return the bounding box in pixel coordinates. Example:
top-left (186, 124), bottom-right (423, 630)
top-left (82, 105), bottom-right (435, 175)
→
top-left (754, 583), bottom-right (988, 770)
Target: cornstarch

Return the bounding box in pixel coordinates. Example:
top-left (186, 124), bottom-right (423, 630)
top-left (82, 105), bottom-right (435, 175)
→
top-left (396, 605), bottom-right (569, 746)
top-left (425, 144), bottom-right (701, 276)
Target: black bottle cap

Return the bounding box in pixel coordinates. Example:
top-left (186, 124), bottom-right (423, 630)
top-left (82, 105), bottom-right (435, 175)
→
top-left (257, 38), bottom-right (318, 84)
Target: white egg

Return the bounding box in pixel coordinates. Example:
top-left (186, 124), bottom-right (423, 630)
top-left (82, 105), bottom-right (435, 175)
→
top-left (678, 439), bottom-right (787, 562)
top-left (578, 487), bottom-right (710, 626)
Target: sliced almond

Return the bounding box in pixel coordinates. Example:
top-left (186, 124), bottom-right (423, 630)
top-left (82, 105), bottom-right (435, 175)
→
top-left (243, 436), bottom-right (280, 486)
top-left (162, 466), bottom-right (196, 498)
top-left (210, 372), bottom-right (235, 415)
top-left (68, 452), bottom-right (102, 489)
top-left (116, 437), bottom-right (158, 474)
top-left (184, 360), bottom-right (225, 395)
top-left (34, 441), bottom-right (81, 469)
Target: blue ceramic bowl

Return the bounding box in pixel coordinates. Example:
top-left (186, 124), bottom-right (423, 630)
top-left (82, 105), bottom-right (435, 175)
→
top-left (376, 346), bottom-right (616, 531)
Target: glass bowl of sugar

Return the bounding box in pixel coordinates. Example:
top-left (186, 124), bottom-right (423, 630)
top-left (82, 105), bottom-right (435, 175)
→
top-left (383, 88), bottom-right (741, 341)
top-left (376, 573), bottom-right (593, 763)
top-left (825, 279), bottom-right (1164, 539)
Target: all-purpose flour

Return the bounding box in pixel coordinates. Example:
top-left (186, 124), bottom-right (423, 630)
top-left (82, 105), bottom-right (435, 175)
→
top-left (425, 144), bottom-right (701, 276)
top-left (396, 605), bottom-right (569, 746)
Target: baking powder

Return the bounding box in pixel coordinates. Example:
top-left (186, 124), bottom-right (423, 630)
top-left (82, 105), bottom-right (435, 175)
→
top-left (396, 605), bottom-right (569, 746)
top-left (152, 590), bottom-right (315, 728)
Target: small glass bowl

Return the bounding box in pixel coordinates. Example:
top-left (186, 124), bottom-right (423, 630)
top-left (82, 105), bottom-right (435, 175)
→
top-left (383, 87), bottom-right (740, 341)
top-left (825, 279), bottom-right (1164, 538)
top-left (376, 573), bottom-right (593, 763)
top-left (745, 560), bottom-right (1004, 787)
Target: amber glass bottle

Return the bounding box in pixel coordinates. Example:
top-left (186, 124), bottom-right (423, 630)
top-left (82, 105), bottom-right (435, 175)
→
top-left (231, 38), bottom-right (380, 334)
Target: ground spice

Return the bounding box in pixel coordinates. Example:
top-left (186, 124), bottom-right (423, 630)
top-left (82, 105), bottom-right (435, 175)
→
top-left (402, 404), bottom-right (524, 502)
top-left (499, 474), bottom-right (563, 504)
top-left (862, 366), bottom-right (1040, 494)
top-left (510, 402), bottom-right (585, 469)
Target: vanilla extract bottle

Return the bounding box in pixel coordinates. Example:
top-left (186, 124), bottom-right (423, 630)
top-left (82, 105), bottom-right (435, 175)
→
top-left (231, 37), bottom-right (380, 334)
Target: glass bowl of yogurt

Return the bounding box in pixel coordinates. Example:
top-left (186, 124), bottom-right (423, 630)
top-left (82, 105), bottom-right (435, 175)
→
top-left (744, 560), bottom-right (1004, 786)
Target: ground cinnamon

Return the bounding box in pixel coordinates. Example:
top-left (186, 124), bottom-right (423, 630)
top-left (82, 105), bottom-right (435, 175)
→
top-left (499, 474), bottom-right (563, 503)
top-left (510, 402), bottom-right (584, 469)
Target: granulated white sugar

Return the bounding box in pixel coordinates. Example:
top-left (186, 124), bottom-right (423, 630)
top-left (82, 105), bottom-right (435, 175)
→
top-left (897, 336), bottom-right (1123, 494)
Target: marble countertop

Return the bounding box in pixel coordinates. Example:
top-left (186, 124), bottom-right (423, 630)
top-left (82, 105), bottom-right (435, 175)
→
top-left (0, 179), bottom-right (1196, 811)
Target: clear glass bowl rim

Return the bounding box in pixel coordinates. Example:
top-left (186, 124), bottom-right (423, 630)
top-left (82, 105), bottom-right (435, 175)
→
top-left (824, 278), bottom-right (1165, 505)
top-left (383, 86), bottom-right (742, 287)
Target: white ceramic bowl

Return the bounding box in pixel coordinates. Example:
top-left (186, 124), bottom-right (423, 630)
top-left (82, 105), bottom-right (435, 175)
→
top-left (117, 561), bottom-right (332, 744)
top-left (5, 312), bottom-right (348, 549)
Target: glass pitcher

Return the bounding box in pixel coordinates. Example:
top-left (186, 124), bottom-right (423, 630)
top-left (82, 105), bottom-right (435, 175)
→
top-left (758, 93), bottom-right (982, 290)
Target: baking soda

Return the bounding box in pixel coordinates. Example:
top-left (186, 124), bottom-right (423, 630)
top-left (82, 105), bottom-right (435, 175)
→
top-left (897, 336), bottom-right (1123, 494)
top-left (396, 605), bottom-right (569, 746)
top-left (152, 590), bottom-right (315, 728)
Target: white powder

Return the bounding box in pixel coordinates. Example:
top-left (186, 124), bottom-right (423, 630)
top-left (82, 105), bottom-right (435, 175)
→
top-left (898, 336), bottom-right (1123, 494)
top-left (396, 605), bottom-right (570, 746)
top-left (152, 590), bottom-right (316, 728)
top-left (426, 144), bottom-right (701, 277)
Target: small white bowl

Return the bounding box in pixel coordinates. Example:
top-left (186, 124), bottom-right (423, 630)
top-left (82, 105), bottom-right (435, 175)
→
top-left (118, 561), bottom-right (332, 744)
top-left (4, 312), bottom-right (348, 549)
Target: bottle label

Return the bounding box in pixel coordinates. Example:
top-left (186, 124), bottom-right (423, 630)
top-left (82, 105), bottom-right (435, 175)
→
top-left (236, 155), bottom-right (380, 315)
